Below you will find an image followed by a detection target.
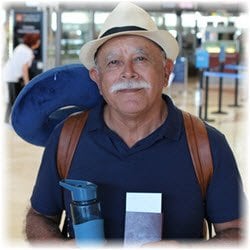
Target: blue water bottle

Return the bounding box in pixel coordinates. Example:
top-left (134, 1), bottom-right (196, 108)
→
top-left (59, 179), bottom-right (105, 246)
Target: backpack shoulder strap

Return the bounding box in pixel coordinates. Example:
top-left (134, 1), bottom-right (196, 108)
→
top-left (182, 111), bottom-right (213, 199)
top-left (57, 111), bottom-right (89, 179)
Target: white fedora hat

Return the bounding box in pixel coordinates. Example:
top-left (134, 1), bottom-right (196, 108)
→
top-left (79, 2), bottom-right (179, 69)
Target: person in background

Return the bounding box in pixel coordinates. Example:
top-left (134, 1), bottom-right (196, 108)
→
top-left (3, 33), bottom-right (40, 123)
top-left (25, 2), bottom-right (245, 247)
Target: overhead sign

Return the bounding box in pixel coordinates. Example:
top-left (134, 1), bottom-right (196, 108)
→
top-left (195, 48), bottom-right (209, 69)
top-left (13, 10), bottom-right (43, 61)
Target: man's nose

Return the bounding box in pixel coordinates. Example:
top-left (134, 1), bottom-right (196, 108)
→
top-left (121, 61), bottom-right (138, 79)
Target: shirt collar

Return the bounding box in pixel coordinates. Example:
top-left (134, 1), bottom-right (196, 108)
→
top-left (86, 98), bottom-right (106, 132)
top-left (86, 94), bottom-right (183, 141)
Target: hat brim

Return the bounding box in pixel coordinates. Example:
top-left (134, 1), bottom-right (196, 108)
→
top-left (11, 64), bottom-right (101, 146)
top-left (79, 30), bottom-right (179, 69)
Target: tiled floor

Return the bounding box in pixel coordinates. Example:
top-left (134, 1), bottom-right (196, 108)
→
top-left (1, 76), bottom-right (249, 247)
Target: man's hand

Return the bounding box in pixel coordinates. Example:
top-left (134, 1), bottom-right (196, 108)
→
top-left (212, 218), bottom-right (243, 241)
top-left (25, 207), bottom-right (67, 244)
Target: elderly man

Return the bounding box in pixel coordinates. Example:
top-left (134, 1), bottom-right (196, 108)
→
top-left (25, 2), bottom-right (244, 246)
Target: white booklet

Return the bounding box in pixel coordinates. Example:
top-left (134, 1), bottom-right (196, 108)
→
top-left (124, 192), bottom-right (163, 247)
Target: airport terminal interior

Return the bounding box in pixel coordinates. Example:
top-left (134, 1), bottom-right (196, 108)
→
top-left (1, 0), bottom-right (249, 247)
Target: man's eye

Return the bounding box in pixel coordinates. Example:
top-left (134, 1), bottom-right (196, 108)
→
top-left (135, 56), bottom-right (147, 62)
top-left (108, 60), bottom-right (119, 66)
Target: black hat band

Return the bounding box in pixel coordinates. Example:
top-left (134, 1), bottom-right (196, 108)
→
top-left (100, 26), bottom-right (147, 38)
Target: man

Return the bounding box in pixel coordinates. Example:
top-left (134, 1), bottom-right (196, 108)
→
top-left (25, 2), bottom-right (245, 246)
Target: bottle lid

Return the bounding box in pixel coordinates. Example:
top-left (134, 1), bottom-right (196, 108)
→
top-left (59, 179), bottom-right (97, 202)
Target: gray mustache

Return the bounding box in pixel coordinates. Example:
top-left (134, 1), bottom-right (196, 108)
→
top-left (109, 80), bottom-right (151, 93)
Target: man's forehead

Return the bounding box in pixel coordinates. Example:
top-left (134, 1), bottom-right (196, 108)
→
top-left (104, 48), bottom-right (149, 58)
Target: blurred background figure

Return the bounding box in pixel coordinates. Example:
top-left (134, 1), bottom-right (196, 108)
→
top-left (3, 33), bottom-right (40, 123)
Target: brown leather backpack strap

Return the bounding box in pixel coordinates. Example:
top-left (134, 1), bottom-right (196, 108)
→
top-left (57, 111), bottom-right (89, 179)
top-left (182, 111), bottom-right (213, 199)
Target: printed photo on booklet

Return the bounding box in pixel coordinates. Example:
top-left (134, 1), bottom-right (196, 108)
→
top-left (124, 192), bottom-right (163, 247)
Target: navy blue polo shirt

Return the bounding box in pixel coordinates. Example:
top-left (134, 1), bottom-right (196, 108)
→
top-left (31, 95), bottom-right (244, 241)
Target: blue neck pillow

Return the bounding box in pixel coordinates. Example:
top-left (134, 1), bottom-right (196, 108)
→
top-left (11, 64), bottom-right (101, 147)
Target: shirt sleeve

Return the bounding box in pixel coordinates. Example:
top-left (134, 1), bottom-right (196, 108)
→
top-left (30, 123), bottom-right (64, 216)
top-left (205, 126), bottom-right (246, 223)
top-left (16, 46), bottom-right (34, 67)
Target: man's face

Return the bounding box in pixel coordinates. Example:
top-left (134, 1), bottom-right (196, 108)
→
top-left (90, 35), bottom-right (173, 116)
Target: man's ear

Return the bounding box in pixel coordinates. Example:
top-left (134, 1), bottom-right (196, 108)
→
top-left (163, 59), bottom-right (174, 87)
top-left (89, 67), bottom-right (102, 95)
